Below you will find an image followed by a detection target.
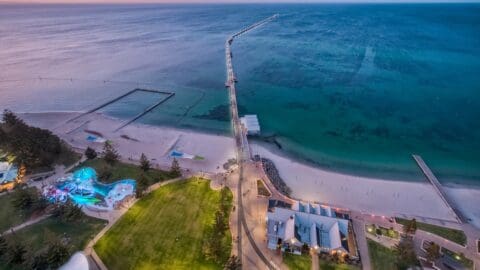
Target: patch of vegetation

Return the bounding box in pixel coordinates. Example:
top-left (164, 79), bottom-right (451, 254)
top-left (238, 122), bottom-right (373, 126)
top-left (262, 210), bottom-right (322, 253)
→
top-left (395, 217), bottom-right (466, 245)
top-left (95, 178), bottom-right (233, 270)
top-left (1, 214), bottom-right (105, 269)
top-left (441, 247), bottom-right (473, 269)
top-left (257, 179), bottom-right (271, 197)
top-left (319, 259), bottom-right (361, 270)
top-left (0, 110), bottom-right (80, 172)
top-left (0, 188), bottom-right (39, 232)
top-left (283, 253), bottom-right (311, 270)
top-left (367, 224), bottom-right (399, 239)
top-left (73, 157), bottom-right (175, 185)
top-left (367, 239), bottom-right (397, 270)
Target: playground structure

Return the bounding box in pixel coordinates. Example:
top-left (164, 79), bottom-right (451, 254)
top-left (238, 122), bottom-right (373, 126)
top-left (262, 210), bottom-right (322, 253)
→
top-left (43, 167), bottom-right (136, 211)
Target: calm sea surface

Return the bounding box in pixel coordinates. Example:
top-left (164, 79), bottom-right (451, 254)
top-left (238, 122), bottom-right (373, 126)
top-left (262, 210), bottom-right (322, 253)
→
top-left (1, 4), bottom-right (479, 184)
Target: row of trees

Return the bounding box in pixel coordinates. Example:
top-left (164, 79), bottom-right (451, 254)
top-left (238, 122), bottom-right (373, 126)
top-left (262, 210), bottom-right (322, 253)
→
top-left (87, 143), bottom-right (182, 197)
top-left (203, 188), bottom-right (237, 269)
top-left (0, 110), bottom-right (71, 170)
top-left (0, 230), bottom-right (71, 269)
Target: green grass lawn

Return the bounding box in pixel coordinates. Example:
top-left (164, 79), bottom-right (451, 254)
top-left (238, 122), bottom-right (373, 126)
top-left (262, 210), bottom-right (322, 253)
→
top-left (395, 217), bottom-right (466, 245)
top-left (95, 178), bottom-right (232, 270)
top-left (0, 188), bottom-right (37, 232)
top-left (319, 260), bottom-right (361, 270)
top-left (367, 239), bottom-right (397, 270)
top-left (74, 158), bottom-right (175, 185)
top-left (283, 253), bottom-right (311, 270)
top-left (5, 216), bottom-right (105, 254)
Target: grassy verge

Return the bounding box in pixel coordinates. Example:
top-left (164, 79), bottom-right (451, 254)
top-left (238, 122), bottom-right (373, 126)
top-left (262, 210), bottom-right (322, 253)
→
top-left (95, 178), bottom-right (232, 270)
top-left (395, 218), bottom-right (466, 245)
top-left (319, 259), bottom-right (361, 270)
top-left (73, 158), bottom-right (175, 185)
top-left (283, 253), bottom-right (311, 270)
top-left (367, 239), bottom-right (397, 270)
top-left (0, 188), bottom-right (37, 232)
top-left (257, 179), bottom-right (271, 196)
top-left (441, 247), bottom-right (474, 269)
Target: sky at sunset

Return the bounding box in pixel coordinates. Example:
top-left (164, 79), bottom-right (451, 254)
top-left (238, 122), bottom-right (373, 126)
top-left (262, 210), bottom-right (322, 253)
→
top-left (1, 0), bottom-right (478, 3)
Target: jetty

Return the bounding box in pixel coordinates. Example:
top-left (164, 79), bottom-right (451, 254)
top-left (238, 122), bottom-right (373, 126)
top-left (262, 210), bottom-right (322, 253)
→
top-left (225, 14), bottom-right (279, 270)
top-left (412, 154), bottom-right (466, 223)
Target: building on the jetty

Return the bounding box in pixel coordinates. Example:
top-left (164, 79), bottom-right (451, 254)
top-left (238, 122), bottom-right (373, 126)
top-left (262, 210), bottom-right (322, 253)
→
top-left (240, 114), bottom-right (260, 135)
top-left (266, 200), bottom-right (357, 258)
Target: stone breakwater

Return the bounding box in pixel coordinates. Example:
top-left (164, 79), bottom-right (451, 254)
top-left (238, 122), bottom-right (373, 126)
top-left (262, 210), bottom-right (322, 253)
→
top-left (259, 157), bottom-right (291, 196)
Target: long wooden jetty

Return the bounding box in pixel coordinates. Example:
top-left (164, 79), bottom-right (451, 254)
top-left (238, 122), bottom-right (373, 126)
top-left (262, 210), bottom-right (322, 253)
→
top-left (225, 15), bottom-right (279, 270)
top-left (412, 154), bottom-right (466, 223)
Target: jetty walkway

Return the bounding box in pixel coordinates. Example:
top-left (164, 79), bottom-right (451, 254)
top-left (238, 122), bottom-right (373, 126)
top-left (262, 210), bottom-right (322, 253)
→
top-left (412, 155), bottom-right (467, 224)
top-left (225, 14), bottom-right (279, 270)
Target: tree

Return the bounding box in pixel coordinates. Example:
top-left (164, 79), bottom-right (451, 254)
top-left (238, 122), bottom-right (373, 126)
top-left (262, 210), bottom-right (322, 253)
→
top-left (394, 237), bottom-right (418, 270)
top-left (52, 200), bottom-right (83, 222)
top-left (1, 110), bottom-right (64, 169)
top-left (170, 158), bottom-right (181, 177)
top-left (11, 187), bottom-right (36, 211)
top-left (84, 147), bottom-right (97, 160)
top-left (403, 218), bottom-right (417, 235)
top-left (135, 174), bottom-right (149, 198)
top-left (29, 252), bottom-right (48, 270)
top-left (426, 242), bottom-right (440, 263)
top-left (224, 255), bottom-right (241, 270)
top-left (44, 234), bottom-right (70, 268)
top-left (103, 142), bottom-right (119, 165)
top-left (5, 241), bottom-right (26, 266)
top-left (0, 234), bottom-right (7, 258)
top-left (203, 230), bottom-right (224, 263)
top-left (139, 153), bottom-right (150, 172)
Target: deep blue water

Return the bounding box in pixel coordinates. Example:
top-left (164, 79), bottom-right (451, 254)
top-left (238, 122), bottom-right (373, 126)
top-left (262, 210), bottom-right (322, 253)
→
top-left (1, 4), bottom-right (479, 184)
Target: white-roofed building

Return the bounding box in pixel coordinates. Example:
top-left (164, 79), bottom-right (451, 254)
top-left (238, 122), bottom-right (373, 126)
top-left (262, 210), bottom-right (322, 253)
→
top-left (266, 201), bottom-right (356, 257)
top-left (240, 114), bottom-right (260, 135)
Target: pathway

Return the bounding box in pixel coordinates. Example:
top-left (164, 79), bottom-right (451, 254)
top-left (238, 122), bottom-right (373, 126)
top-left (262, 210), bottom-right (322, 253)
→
top-left (2, 214), bottom-right (50, 235)
top-left (351, 218), bottom-right (372, 270)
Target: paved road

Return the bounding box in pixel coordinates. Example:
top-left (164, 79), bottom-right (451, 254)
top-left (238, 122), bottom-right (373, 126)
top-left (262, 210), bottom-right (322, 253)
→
top-left (351, 218), bottom-right (372, 270)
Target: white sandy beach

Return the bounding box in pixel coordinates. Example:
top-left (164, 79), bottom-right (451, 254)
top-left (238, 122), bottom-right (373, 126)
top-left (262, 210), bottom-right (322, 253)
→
top-left (250, 143), bottom-right (480, 228)
top-left (19, 111), bottom-right (480, 228)
top-left (19, 112), bottom-right (236, 174)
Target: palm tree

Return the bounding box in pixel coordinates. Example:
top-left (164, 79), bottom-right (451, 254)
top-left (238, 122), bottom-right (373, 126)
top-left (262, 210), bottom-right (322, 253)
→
top-left (426, 242), bottom-right (440, 263)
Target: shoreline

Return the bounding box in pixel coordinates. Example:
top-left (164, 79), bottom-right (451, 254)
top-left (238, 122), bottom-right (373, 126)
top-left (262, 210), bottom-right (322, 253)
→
top-left (17, 111), bottom-right (480, 228)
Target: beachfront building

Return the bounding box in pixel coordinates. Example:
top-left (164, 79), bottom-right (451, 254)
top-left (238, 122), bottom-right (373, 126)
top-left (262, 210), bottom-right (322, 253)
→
top-left (240, 114), bottom-right (260, 135)
top-left (266, 200), bottom-right (357, 257)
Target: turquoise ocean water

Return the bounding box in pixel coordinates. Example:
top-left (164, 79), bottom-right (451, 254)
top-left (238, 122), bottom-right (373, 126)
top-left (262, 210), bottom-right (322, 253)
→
top-left (1, 4), bottom-right (479, 184)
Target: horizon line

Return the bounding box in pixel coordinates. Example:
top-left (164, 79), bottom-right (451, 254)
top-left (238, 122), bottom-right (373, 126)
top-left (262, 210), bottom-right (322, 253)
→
top-left (1, 0), bottom-right (480, 4)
